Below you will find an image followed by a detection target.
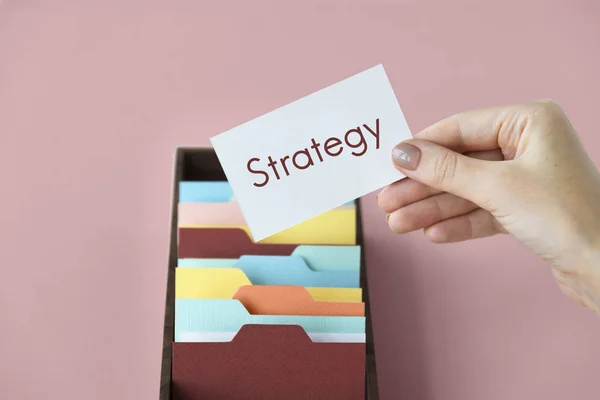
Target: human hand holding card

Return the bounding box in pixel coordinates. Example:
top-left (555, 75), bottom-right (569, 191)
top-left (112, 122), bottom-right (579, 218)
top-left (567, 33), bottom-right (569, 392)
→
top-left (210, 64), bottom-right (412, 241)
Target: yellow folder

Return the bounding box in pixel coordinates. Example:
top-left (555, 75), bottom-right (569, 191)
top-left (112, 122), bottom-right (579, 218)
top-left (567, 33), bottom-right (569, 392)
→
top-left (177, 202), bottom-right (356, 245)
top-left (175, 268), bottom-right (362, 302)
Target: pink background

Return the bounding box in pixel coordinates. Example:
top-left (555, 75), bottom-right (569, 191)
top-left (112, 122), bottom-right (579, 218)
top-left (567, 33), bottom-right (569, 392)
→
top-left (1, 1), bottom-right (600, 399)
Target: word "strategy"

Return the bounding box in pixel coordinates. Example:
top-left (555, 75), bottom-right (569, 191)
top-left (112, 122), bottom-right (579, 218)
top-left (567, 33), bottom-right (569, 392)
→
top-left (247, 118), bottom-right (381, 188)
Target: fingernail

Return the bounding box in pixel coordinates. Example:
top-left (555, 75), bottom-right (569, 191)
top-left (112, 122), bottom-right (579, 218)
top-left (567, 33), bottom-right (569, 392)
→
top-left (392, 142), bottom-right (421, 170)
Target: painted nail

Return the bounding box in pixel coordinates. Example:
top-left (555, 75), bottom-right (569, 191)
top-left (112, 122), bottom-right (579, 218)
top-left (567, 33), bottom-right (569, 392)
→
top-left (392, 143), bottom-right (421, 171)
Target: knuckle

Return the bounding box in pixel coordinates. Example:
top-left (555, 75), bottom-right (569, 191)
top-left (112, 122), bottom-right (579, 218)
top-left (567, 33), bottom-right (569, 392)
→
top-left (425, 226), bottom-right (450, 243)
top-left (536, 98), bottom-right (560, 109)
top-left (529, 99), bottom-right (572, 136)
top-left (533, 98), bottom-right (564, 118)
top-left (387, 210), bottom-right (411, 234)
top-left (432, 150), bottom-right (458, 188)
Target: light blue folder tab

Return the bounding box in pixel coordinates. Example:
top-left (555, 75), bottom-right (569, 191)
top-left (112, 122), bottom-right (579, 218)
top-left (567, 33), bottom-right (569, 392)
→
top-left (175, 299), bottom-right (366, 341)
top-left (292, 245), bottom-right (360, 271)
top-left (179, 181), bottom-right (234, 203)
top-left (177, 255), bottom-right (359, 288)
top-left (178, 245), bottom-right (361, 272)
top-left (179, 181), bottom-right (355, 205)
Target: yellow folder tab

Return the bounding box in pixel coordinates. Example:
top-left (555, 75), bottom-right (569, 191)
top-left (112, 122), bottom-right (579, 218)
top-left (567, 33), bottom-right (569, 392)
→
top-left (178, 202), bottom-right (356, 245)
top-left (307, 287), bottom-right (362, 303)
top-left (255, 208), bottom-right (355, 245)
top-left (175, 268), bottom-right (362, 302)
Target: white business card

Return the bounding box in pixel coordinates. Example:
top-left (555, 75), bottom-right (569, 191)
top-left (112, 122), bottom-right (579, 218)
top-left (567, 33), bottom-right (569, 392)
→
top-left (210, 64), bottom-right (412, 241)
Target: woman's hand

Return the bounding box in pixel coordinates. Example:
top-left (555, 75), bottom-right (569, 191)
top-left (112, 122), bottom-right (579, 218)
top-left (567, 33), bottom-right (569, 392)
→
top-left (377, 100), bottom-right (600, 315)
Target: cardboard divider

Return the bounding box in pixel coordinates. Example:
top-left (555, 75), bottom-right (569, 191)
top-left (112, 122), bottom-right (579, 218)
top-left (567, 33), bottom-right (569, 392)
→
top-left (172, 325), bottom-right (366, 399)
top-left (178, 227), bottom-right (298, 258)
top-left (159, 147), bottom-right (379, 399)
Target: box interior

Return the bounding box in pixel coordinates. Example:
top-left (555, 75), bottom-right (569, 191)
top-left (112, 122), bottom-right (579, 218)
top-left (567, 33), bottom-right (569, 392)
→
top-left (160, 147), bottom-right (379, 399)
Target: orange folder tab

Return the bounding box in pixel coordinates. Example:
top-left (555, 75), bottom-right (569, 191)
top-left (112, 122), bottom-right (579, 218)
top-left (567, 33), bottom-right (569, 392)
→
top-left (233, 285), bottom-right (364, 316)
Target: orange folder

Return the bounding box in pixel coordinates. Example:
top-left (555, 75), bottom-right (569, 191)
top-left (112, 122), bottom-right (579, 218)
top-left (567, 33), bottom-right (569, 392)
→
top-left (233, 285), bottom-right (364, 316)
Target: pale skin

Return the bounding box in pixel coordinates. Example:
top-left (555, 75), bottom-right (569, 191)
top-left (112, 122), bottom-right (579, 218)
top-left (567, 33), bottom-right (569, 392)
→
top-left (378, 100), bottom-right (600, 315)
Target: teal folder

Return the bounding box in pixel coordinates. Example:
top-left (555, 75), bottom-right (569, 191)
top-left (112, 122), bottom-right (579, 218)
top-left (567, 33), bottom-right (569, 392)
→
top-left (178, 245), bottom-right (360, 272)
top-left (175, 299), bottom-right (366, 342)
top-left (177, 255), bottom-right (359, 288)
top-left (179, 181), bottom-right (355, 206)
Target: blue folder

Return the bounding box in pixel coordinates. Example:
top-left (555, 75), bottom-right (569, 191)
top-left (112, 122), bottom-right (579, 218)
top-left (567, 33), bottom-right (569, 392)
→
top-left (179, 181), bottom-right (355, 205)
top-left (178, 255), bottom-right (359, 288)
top-left (175, 298), bottom-right (366, 341)
top-left (178, 245), bottom-right (360, 272)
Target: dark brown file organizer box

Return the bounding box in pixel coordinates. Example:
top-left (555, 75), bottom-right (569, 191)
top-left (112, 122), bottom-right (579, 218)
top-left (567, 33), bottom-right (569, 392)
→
top-left (159, 147), bottom-right (379, 400)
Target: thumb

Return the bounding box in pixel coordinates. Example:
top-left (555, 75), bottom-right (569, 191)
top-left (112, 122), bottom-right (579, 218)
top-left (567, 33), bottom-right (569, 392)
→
top-left (392, 139), bottom-right (500, 204)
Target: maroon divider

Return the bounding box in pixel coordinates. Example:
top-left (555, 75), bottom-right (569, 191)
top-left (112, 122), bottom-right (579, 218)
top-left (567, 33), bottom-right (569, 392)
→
top-left (172, 325), bottom-right (365, 400)
top-left (178, 227), bottom-right (298, 258)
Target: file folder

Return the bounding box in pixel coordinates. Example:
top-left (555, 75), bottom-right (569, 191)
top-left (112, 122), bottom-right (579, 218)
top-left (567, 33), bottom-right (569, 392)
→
top-left (178, 254), bottom-right (359, 273)
top-left (179, 181), bottom-right (234, 202)
top-left (178, 244), bottom-right (360, 271)
top-left (179, 181), bottom-right (355, 207)
top-left (178, 255), bottom-right (359, 287)
top-left (178, 330), bottom-right (366, 343)
top-left (179, 228), bottom-right (361, 258)
top-left (178, 203), bottom-right (356, 245)
top-left (174, 298), bottom-right (365, 341)
top-left (178, 227), bottom-right (296, 258)
top-left (172, 325), bottom-right (365, 400)
top-left (233, 285), bottom-right (364, 316)
top-left (175, 268), bottom-right (362, 302)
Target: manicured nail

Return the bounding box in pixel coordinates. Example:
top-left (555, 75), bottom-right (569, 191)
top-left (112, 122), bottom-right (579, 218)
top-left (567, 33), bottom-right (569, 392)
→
top-left (392, 142), bottom-right (421, 171)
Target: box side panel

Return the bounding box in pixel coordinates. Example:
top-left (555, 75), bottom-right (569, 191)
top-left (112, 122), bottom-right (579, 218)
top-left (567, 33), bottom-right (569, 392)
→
top-left (357, 198), bottom-right (379, 400)
top-left (159, 148), bottom-right (185, 400)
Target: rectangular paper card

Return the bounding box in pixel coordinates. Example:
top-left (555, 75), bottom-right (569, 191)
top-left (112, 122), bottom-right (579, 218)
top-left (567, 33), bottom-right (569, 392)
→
top-left (210, 64), bottom-right (412, 241)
